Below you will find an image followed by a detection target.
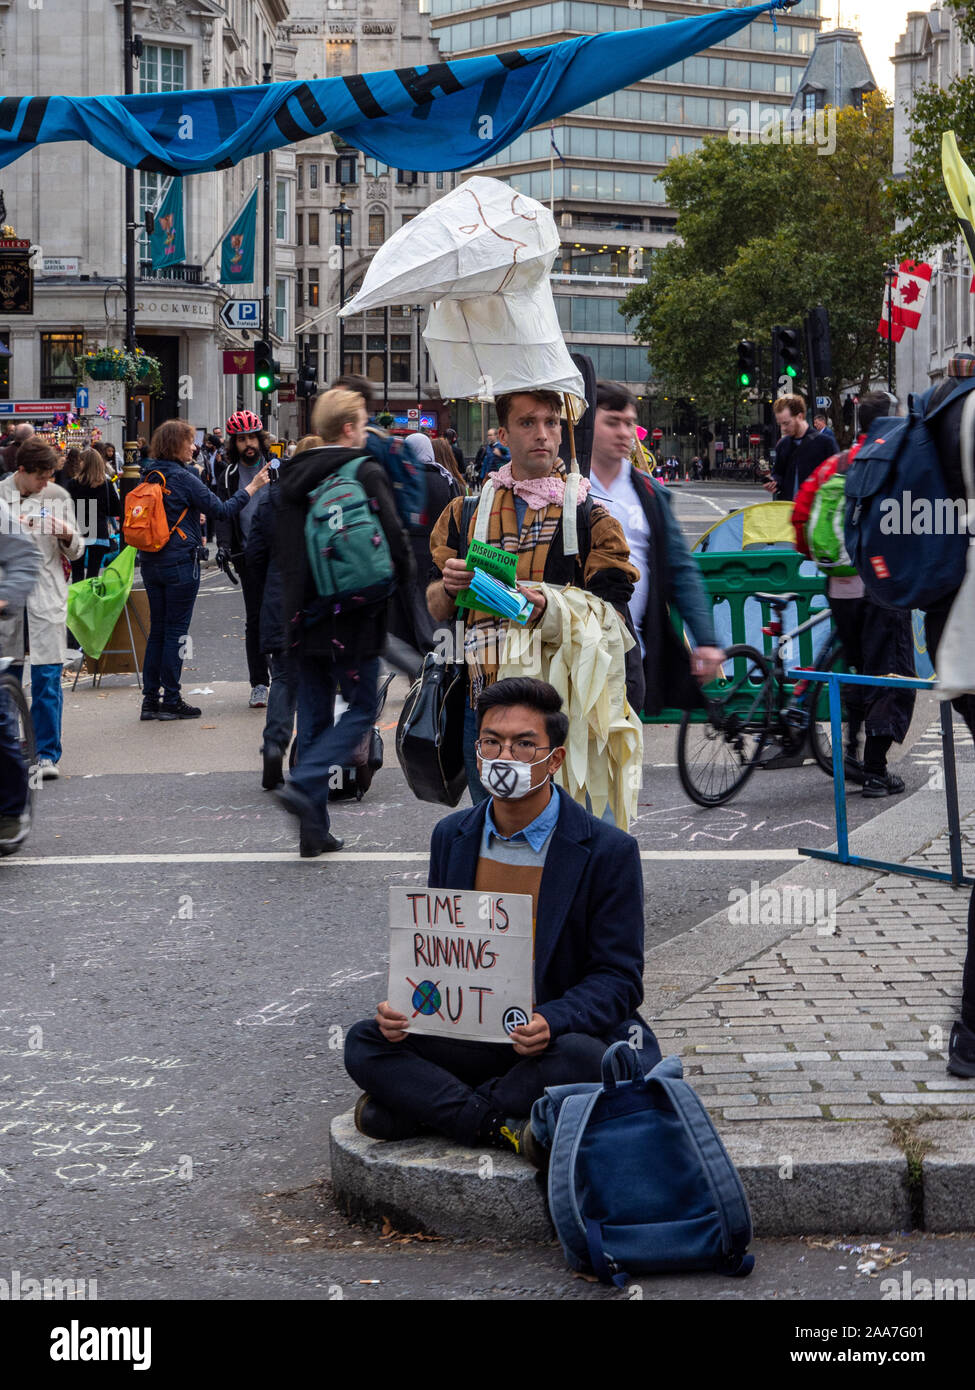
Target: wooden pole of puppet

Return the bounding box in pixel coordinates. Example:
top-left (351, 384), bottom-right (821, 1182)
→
top-left (563, 391), bottom-right (578, 473)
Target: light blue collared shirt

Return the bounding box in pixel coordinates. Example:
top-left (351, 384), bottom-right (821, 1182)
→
top-left (482, 782), bottom-right (560, 853)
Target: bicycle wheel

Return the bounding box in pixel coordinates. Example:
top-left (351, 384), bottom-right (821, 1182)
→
top-left (804, 642), bottom-right (843, 777)
top-left (677, 645), bottom-right (775, 807)
top-left (0, 671), bottom-right (35, 822)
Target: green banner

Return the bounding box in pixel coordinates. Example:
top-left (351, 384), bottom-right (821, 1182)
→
top-left (149, 178), bottom-right (185, 271)
top-left (220, 185), bottom-right (258, 284)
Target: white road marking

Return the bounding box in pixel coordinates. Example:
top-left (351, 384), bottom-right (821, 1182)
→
top-left (2, 849), bottom-right (803, 867)
top-left (676, 490), bottom-right (735, 516)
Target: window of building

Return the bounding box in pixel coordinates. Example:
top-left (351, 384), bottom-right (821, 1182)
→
top-left (40, 332), bottom-right (83, 399)
top-left (308, 268), bottom-right (320, 308)
top-left (139, 44), bottom-right (186, 94)
top-left (436, 172), bottom-right (444, 189)
top-left (297, 164), bottom-right (303, 193)
top-left (296, 270), bottom-right (304, 309)
top-left (307, 213), bottom-right (320, 246)
top-left (296, 213), bottom-right (303, 246)
top-left (390, 333), bottom-right (412, 383)
top-left (309, 163), bottom-right (319, 190)
top-left (364, 158), bottom-right (389, 177)
top-left (401, 213), bottom-right (417, 227)
top-left (397, 169), bottom-right (419, 185)
top-left (337, 155), bottom-right (358, 186)
top-left (276, 180), bottom-right (289, 242)
top-left (342, 333), bottom-right (363, 377)
top-left (275, 278), bottom-right (288, 340)
top-left (0, 330), bottom-right (8, 399)
top-left (368, 212), bottom-right (385, 246)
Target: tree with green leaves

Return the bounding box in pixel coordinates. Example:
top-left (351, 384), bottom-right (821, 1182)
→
top-left (620, 93), bottom-right (894, 437)
top-left (891, 70), bottom-right (975, 259)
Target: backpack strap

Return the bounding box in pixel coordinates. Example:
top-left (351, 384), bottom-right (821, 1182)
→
top-left (960, 390), bottom-right (975, 501)
top-left (651, 1071), bottom-right (754, 1276)
top-left (460, 493), bottom-right (478, 545)
top-left (546, 1090), bottom-right (609, 1277)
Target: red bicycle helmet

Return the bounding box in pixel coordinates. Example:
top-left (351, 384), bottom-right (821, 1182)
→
top-left (226, 409), bottom-right (262, 435)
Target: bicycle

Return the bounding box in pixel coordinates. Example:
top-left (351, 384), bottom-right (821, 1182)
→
top-left (0, 656), bottom-right (35, 854)
top-left (677, 593), bottom-right (843, 807)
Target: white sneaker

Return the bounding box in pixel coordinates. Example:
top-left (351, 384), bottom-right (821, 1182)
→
top-left (36, 759), bottom-right (60, 780)
top-left (249, 684), bottom-right (269, 709)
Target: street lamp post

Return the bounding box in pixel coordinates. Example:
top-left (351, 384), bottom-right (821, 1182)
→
top-left (883, 262), bottom-right (898, 393)
top-left (121, 0), bottom-right (142, 480)
top-left (261, 61), bottom-right (272, 431)
top-left (331, 197), bottom-right (351, 375)
top-left (415, 303), bottom-right (422, 419)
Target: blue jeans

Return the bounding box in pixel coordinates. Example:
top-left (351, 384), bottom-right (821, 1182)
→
top-left (0, 676), bottom-right (28, 815)
top-left (142, 556), bottom-right (201, 705)
top-left (12, 662), bottom-right (63, 765)
top-left (463, 700), bottom-right (489, 805)
top-left (290, 654), bottom-right (380, 831)
top-left (263, 651), bottom-right (298, 753)
top-left (344, 1020), bottom-right (606, 1144)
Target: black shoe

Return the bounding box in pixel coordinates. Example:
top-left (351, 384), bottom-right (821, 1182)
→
top-left (844, 754), bottom-right (867, 785)
top-left (140, 698), bottom-right (160, 722)
top-left (862, 770), bottom-right (905, 798)
top-left (275, 782), bottom-right (340, 856)
top-left (353, 1093), bottom-right (426, 1141)
top-left (0, 813), bottom-right (30, 858)
top-left (947, 1021), bottom-right (975, 1078)
top-left (157, 699), bottom-right (202, 721)
top-left (483, 1114), bottom-right (549, 1169)
top-left (299, 830), bottom-right (344, 859)
top-left (261, 743), bottom-right (284, 791)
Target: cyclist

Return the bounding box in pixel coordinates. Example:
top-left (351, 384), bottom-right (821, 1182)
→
top-left (0, 495), bottom-right (41, 854)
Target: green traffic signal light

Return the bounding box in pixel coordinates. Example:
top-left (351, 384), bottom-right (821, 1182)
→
top-left (255, 369), bottom-right (273, 392)
top-left (785, 364), bottom-right (798, 379)
top-left (739, 372), bottom-right (752, 387)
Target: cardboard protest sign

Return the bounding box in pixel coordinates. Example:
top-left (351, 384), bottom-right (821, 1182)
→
top-left (387, 888), bottom-right (534, 1043)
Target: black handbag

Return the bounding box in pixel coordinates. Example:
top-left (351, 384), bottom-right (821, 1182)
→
top-left (396, 651), bottom-right (468, 806)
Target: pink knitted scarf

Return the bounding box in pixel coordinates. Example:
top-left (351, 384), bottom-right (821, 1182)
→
top-left (491, 462), bottom-right (591, 511)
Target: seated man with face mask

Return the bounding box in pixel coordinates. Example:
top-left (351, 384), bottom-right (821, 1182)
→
top-left (344, 677), bottom-right (660, 1164)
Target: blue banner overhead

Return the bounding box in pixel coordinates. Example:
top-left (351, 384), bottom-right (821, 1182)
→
top-left (0, 4), bottom-right (799, 175)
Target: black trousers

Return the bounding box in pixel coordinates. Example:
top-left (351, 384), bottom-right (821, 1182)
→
top-left (344, 1020), bottom-right (607, 1144)
top-left (926, 600), bottom-right (975, 1031)
top-left (236, 554), bottom-right (269, 689)
top-left (829, 597), bottom-right (916, 742)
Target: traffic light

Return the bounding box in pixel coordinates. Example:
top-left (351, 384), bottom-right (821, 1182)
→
top-left (772, 325), bottom-right (802, 391)
top-left (807, 304), bottom-right (833, 379)
top-left (297, 359), bottom-right (317, 399)
top-left (254, 337), bottom-right (278, 396)
top-left (736, 340), bottom-right (757, 389)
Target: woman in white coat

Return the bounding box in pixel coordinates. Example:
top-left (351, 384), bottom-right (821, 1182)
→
top-left (0, 438), bottom-right (84, 777)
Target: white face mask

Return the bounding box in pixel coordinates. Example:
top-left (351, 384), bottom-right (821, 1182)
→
top-left (480, 752), bottom-right (553, 800)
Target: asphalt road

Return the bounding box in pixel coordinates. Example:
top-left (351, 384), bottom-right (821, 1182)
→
top-left (2, 482), bottom-right (972, 1307)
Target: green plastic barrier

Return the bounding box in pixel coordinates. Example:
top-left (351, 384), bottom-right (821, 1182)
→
top-left (642, 549), bottom-right (829, 724)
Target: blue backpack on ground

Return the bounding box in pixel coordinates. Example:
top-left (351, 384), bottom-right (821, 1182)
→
top-left (844, 378), bottom-right (975, 610)
top-left (365, 425), bottom-right (427, 530)
top-left (531, 1043), bottom-right (754, 1286)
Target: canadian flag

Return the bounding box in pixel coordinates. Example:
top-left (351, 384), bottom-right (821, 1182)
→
top-left (891, 259), bottom-right (933, 329)
top-left (878, 259), bottom-right (932, 340)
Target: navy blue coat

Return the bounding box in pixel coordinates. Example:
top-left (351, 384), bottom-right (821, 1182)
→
top-left (138, 458), bottom-right (251, 571)
top-left (244, 477), bottom-right (286, 655)
top-left (428, 788), bottom-right (659, 1059)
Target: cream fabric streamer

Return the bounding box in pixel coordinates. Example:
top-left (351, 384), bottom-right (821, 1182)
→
top-left (498, 584), bottom-right (643, 828)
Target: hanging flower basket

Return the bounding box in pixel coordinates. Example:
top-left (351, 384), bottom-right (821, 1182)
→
top-left (75, 347), bottom-right (164, 396)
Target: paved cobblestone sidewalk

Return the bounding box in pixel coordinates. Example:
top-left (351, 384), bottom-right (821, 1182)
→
top-left (655, 818), bottom-right (975, 1124)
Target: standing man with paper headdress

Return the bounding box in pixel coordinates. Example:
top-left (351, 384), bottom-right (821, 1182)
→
top-left (427, 387), bottom-right (638, 802)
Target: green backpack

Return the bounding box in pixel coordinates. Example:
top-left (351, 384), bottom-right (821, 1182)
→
top-left (305, 458), bottom-right (395, 612)
top-left (806, 471), bottom-right (857, 577)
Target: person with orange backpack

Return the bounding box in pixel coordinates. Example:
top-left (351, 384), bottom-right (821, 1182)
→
top-left (131, 418), bottom-right (268, 722)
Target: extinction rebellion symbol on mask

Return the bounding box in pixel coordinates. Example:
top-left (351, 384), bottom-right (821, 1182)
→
top-left (489, 763), bottom-right (519, 796)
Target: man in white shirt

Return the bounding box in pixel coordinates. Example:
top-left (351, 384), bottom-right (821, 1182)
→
top-left (588, 381), bottom-right (724, 715)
